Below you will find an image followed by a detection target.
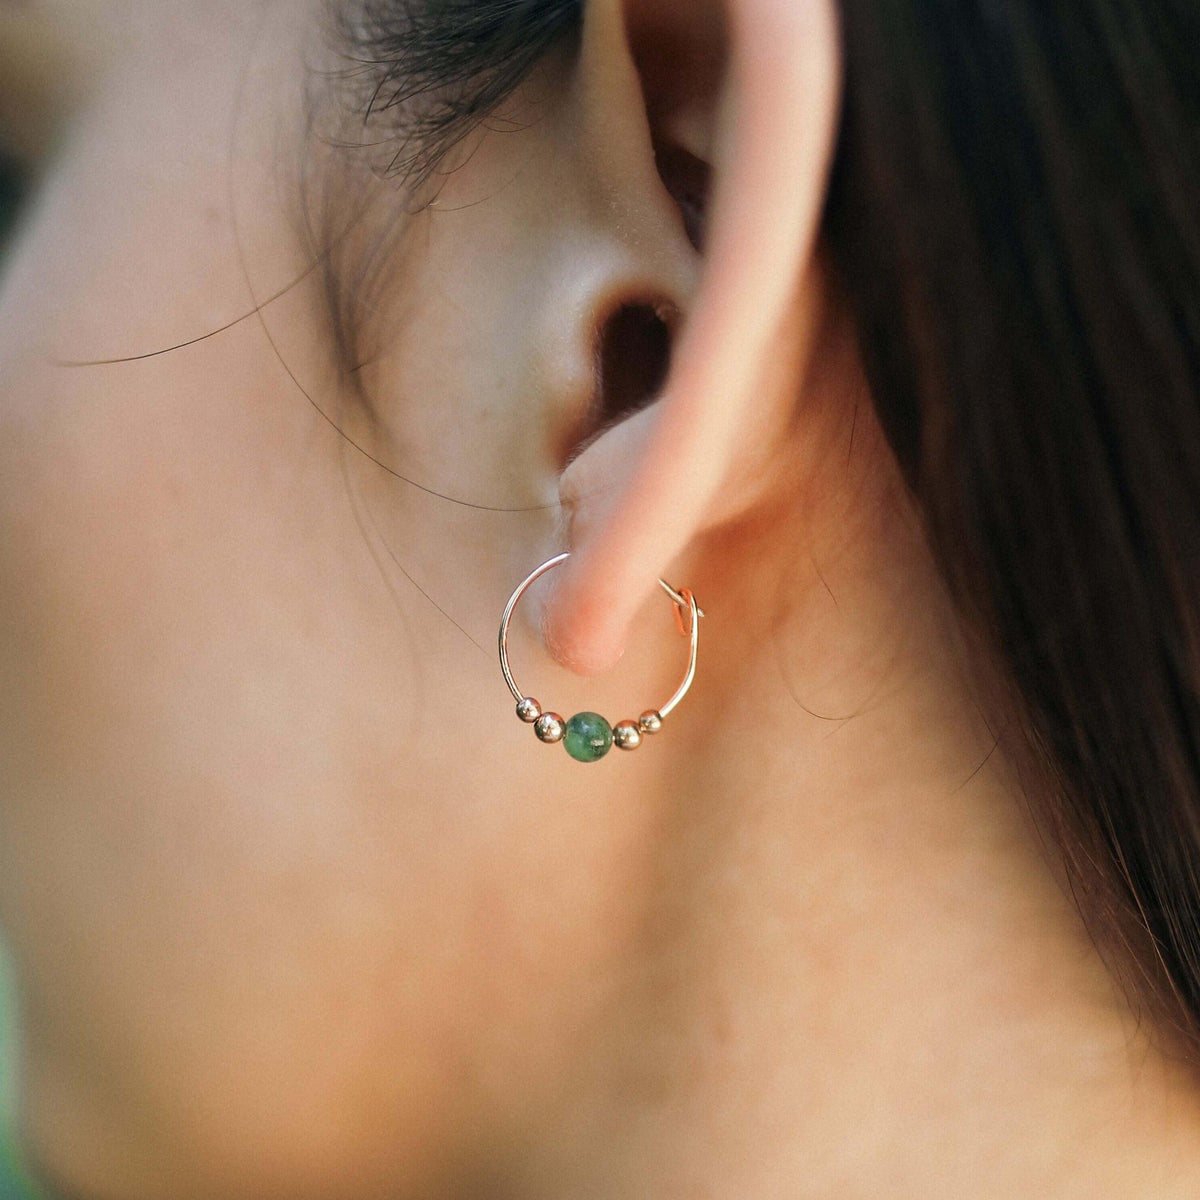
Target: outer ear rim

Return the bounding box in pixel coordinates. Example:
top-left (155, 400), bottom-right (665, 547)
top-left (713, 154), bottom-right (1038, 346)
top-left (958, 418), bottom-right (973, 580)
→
top-left (543, 0), bottom-right (844, 676)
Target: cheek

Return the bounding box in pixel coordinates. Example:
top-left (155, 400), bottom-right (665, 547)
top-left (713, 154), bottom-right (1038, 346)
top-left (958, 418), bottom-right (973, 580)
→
top-left (0, 32), bottom-right (688, 1182)
top-left (0, 276), bottom-right (660, 1192)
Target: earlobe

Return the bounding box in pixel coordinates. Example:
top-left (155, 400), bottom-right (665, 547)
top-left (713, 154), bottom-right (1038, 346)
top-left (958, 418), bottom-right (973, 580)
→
top-left (543, 0), bottom-right (844, 676)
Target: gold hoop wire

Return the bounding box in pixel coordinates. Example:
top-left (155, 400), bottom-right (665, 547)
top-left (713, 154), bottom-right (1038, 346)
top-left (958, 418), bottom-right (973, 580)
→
top-left (498, 552), bottom-right (703, 762)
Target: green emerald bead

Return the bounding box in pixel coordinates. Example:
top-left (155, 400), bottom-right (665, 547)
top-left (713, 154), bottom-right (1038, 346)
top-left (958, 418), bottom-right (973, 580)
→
top-left (563, 712), bottom-right (614, 763)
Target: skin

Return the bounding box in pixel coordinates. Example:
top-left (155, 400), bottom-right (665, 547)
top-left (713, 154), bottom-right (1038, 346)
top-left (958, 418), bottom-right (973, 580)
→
top-left (2, 1), bottom-right (1200, 1197)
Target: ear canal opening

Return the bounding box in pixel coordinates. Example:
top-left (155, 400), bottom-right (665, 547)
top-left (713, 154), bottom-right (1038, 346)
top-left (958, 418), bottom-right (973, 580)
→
top-left (594, 300), bottom-right (675, 431)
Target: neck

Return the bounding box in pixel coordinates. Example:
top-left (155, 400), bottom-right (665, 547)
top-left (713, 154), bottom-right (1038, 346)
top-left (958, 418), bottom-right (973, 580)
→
top-left (508, 445), bottom-right (1200, 1197)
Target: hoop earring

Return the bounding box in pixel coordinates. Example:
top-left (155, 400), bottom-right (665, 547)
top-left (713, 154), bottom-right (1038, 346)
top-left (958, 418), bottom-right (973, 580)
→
top-left (498, 552), bottom-right (704, 763)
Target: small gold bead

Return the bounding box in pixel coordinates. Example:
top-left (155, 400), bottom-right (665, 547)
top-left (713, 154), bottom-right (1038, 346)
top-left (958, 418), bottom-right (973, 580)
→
top-left (535, 712), bottom-right (566, 744)
top-left (613, 721), bottom-right (642, 751)
top-left (638, 710), bottom-right (663, 736)
top-left (516, 697), bottom-right (542, 724)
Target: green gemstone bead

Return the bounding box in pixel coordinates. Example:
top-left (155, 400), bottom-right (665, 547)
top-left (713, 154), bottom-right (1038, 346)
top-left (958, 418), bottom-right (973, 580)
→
top-left (563, 712), bottom-right (614, 763)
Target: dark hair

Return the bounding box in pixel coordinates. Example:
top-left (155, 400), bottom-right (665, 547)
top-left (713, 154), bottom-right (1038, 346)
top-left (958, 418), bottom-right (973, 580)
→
top-left (335, 0), bottom-right (581, 185)
top-left (339, 0), bottom-right (1200, 1052)
top-left (826, 1), bottom-right (1200, 1047)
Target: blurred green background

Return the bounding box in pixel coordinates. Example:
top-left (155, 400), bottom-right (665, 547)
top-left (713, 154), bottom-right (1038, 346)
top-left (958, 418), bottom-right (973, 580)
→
top-left (0, 146), bottom-right (28, 1167)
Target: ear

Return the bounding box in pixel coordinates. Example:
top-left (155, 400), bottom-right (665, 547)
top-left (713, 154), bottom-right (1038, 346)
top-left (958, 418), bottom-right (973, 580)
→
top-left (543, 0), bottom-right (843, 675)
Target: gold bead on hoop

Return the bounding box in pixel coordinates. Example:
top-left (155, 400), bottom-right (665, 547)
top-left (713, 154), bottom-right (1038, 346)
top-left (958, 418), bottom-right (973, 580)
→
top-left (498, 552), bottom-right (703, 763)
